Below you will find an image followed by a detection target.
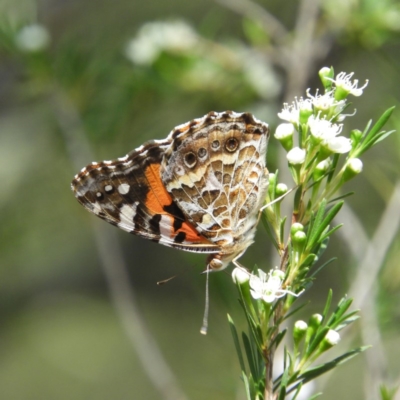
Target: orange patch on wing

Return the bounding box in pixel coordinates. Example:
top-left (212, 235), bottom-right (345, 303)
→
top-left (177, 221), bottom-right (206, 242)
top-left (144, 163), bottom-right (174, 214)
top-left (144, 163), bottom-right (212, 245)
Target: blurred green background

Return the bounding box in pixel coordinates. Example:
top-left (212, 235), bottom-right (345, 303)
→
top-left (1, 0), bottom-right (400, 399)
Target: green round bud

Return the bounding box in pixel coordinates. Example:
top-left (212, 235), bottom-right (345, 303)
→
top-left (293, 320), bottom-right (308, 345)
top-left (309, 313), bottom-right (323, 329)
top-left (291, 222), bottom-right (304, 235)
top-left (343, 158), bottom-right (363, 182)
top-left (318, 329), bottom-right (341, 353)
top-left (276, 183), bottom-right (288, 197)
top-left (319, 66), bottom-right (334, 91)
top-left (292, 231), bottom-right (307, 252)
top-left (350, 129), bottom-right (363, 146)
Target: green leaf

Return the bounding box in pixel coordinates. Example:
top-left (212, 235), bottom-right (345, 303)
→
top-left (309, 258), bottom-right (336, 279)
top-left (305, 326), bottom-right (329, 358)
top-left (322, 289), bottom-right (333, 321)
top-left (326, 297), bottom-right (352, 326)
top-left (307, 393), bottom-right (323, 399)
top-left (242, 332), bottom-right (258, 379)
top-left (306, 201), bottom-right (343, 251)
top-left (334, 314), bottom-right (360, 331)
top-left (242, 371), bottom-right (252, 400)
top-left (270, 329), bottom-right (287, 349)
top-left (298, 254), bottom-right (318, 270)
top-left (278, 366), bottom-right (290, 400)
top-left (353, 107), bottom-right (395, 157)
top-left (380, 384), bottom-right (399, 400)
top-left (297, 346), bottom-right (369, 384)
top-left (283, 302), bottom-right (308, 321)
top-left (228, 314), bottom-right (246, 373)
top-left (238, 298), bottom-right (264, 352)
top-left (318, 224), bottom-right (343, 243)
top-left (280, 216), bottom-right (287, 245)
top-left (328, 191), bottom-right (354, 203)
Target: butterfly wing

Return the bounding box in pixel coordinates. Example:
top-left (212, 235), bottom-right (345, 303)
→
top-left (161, 111), bottom-right (270, 249)
top-left (71, 139), bottom-right (219, 253)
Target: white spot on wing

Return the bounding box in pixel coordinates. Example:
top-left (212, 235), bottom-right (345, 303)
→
top-left (118, 203), bottom-right (137, 231)
top-left (159, 214), bottom-right (173, 239)
top-left (92, 202), bottom-right (102, 215)
top-left (105, 185), bottom-right (113, 192)
top-left (118, 183), bottom-right (130, 195)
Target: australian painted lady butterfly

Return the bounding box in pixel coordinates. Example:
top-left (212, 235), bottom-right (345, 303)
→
top-left (71, 111), bottom-right (270, 271)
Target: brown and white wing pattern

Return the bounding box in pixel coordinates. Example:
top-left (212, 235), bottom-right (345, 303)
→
top-left (71, 139), bottom-right (219, 253)
top-left (160, 111), bottom-right (270, 267)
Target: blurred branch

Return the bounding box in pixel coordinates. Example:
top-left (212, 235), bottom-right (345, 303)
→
top-left (322, 183), bottom-right (400, 399)
top-left (348, 182), bottom-right (400, 310)
top-left (214, 0), bottom-right (288, 44)
top-left (53, 87), bottom-right (189, 400)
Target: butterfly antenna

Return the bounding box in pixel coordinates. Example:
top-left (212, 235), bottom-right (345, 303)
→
top-left (200, 265), bottom-right (210, 335)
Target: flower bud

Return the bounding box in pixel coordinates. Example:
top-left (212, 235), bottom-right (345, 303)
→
top-left (293, 320), bottom-right (308, 345)
top-left (343, 158), bottom-right (363, 182)
top-left (232, 267), bottom-right (250, 285)
top-left (275, 183), bottom-right (288, 197)
top-left (292, 231), bottom-right (307, 253)
top-left (309, 313), bottom-right (323, 330)
top-left (350, 129), bottom-right (363, 147)
top-left (274, 123), bottom-right (294, 151)
top-left (319, 66), bottom-right (334, 91)
top-left (305, 313), bottom-right (323, 345)
top-left (287, 147), bottom-right (306, 165)
top-left (318, 329), bottom-right (341, 353)
top-left (313, 158), bottom-right (332, 181)
top-left (290, 222), bottom-right (304, 235)
top-left (299, 102), bottom-right (313, 125)
top-left (271, 269), bottom-right (285, 280)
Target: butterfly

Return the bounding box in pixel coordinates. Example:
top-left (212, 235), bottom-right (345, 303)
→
top-left (71, 111), bottom-right (270, 271)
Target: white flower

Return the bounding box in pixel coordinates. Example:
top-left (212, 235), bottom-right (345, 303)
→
top-left (15, 24), bottom-right (50, 52)
top-left (331, 72), bottom-right (369, 97)
top-left (125, 20), bottom-right (197, 65)
top-left (308, 115), bottom-right (342, 141)
top-left (308, 115), bottom-right (351, 154)
top-left (325, 329), bottom-right (341, 345)
top-left (325, 136), bottom-right (352, 153)
top-left (232, 267), bottom-right (249, 284)
top-left (249, 269), bottom-right (294, 303)
top-left (278, 103), bottom-right (299, 124)
top-left (307, 89), bottom-right (346, 115)
top-left (287, 147), bottom-right (306, 164)
top-left (278, 97), bottom-right (312, 125)
top-left (275, 123), bottom-right (295, 139)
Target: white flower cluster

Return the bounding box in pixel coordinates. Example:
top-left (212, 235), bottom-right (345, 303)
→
top-left (276, 71), bottom-right (368, 158)
top-left (125, 20), bottom-right (198, 65)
